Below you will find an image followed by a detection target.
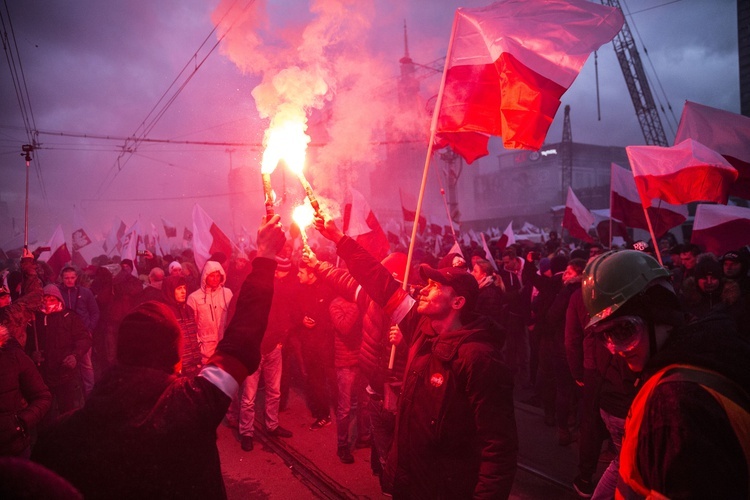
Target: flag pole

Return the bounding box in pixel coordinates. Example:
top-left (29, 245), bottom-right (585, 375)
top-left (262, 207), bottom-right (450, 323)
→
top-left (433, 163), bottom-right (460, 245)
top-left (389, 10), bottom-right (459, 370)
top-left (640, 204), bottom-right (663, 265)
top-left (608, 175), bottom-right (614, 249)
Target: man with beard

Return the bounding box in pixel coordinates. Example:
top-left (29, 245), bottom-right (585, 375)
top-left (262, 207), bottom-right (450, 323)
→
top-left (311, 213), bottom-right (517, 499)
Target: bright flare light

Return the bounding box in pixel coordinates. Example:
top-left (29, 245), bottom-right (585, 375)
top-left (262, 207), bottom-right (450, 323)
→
top-left (292, 201), bottom-right (315, 248)
top-left (261, 118), bottom-right (309, 175)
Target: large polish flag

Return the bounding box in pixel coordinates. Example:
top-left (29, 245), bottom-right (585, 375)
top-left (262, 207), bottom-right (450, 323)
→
top-left (192, 204), bottom-right (234, 272)
top-left (40, 225), bottom-right (72, 279)
top-left (562, 187), bottom-right (595, 243)
top-left (691, 204), bottom-right (750, 257)
top-left (434, 0), bottom-right (624, 162)
top-left (627, 139), bottom-right (738, 208)
top-left (343, 188), bottom-right (391, 262)
top-left (610, 163), bottom-right (687, 237)
top-left (674, 101), bottom-right (750, 200)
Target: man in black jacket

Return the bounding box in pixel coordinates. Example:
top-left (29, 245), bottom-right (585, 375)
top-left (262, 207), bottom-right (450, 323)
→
top-left (32, 216), bottom-right (286, 499)
top-left (312, 213), bottom-right (518, 499)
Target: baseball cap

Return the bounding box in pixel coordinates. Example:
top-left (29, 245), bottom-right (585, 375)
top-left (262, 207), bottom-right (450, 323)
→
top-left (419, 264), bottom-right (479, 311)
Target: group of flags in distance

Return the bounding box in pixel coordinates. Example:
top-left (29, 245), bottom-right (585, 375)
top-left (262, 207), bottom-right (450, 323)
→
top-left (428, 0), bottom-right (749, 255)
top-left (561, 101), bottom-right (750, 255)
top-left (27, 0), bottom-right (750, 275)
top-left (35, 204), bottom-right (234, 279)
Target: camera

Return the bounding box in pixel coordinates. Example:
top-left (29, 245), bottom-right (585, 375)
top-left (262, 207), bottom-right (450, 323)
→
top-left (38, 246), bottom-right (51, 253)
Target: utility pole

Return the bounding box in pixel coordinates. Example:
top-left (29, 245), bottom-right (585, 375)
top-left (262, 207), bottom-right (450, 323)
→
top-left (561, 105), bottom-right (573, 204)
top-left (22, 144), bottom-right (34, 251)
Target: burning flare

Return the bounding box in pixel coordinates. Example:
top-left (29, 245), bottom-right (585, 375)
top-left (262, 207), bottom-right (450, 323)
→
top-left (292, 201), bottom-right (315, 251)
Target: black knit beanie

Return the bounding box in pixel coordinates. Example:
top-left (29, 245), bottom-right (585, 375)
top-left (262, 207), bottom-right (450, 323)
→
top-left (117, 301), bottom-right (182, 373)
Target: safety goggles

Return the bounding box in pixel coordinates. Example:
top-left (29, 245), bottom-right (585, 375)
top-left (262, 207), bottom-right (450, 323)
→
top-left (590, 315), bottom-right (646, 354)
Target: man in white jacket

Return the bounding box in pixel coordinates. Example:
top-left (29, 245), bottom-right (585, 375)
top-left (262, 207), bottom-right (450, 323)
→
top-left (187, 260), bottom-right (234, 364)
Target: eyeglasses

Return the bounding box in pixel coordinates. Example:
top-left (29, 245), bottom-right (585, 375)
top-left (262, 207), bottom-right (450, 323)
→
top-left (590, 315), bottom-right (646, 354)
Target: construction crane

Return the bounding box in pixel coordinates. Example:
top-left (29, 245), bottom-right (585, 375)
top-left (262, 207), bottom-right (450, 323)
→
top-left (601, 0), bottom-right (669, 147)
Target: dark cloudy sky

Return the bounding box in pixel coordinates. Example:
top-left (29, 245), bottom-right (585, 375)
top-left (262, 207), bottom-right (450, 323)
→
top-left (0, 0), bottom-right (739, 250)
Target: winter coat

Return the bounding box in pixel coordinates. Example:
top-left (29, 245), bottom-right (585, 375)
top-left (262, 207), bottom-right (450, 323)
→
top-left (57, 284), bottom-right (100, 333)
top-left (336, 235), bottom-right (518, 499)
top-left (564, 288), bottom-right (637, 418)
top-left (619, 313), bottom-right (750, 498)
top-left (162, 276), bottom-right (201, 377)
top-left (186, 261), bottom-right (233, 363)
top-left (0, 257), bottom-right (43, 348)
top-left (26, 310), bottom-right (91, 388)
top-left (0, 338), bottom-right (51, 456)
top-left (31, 256), bottom-right (278, 498)
top-left (329, 296), bottom-right (361, 368)
top-left (312, 262), bottom-right (407, 394)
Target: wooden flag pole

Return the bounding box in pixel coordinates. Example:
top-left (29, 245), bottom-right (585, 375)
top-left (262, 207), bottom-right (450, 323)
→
top-left (389, 10), bottom-right (459, 371)
top-left (641, 204), bottom-right (664, 265)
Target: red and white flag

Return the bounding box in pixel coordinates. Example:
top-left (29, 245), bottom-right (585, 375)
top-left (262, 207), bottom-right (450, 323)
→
top-left (610, 163), bottom-right (687, 237)
top-left (120, 220), bottom-right (143, 276)
top-left (40, 225), bottom-right (72, 279)
top-left (399, 189), bottom-right (427, 235)
top-left (343, 188), bottom-right (391, 262)
top-left (496, 221), bottom-right (516, 250)
top-left (162, 217), bottom-right (178, 238)
top-left (434, 0), bottom-right (624, 162)
top-left (192, 204), bottom-right (233, 272)
top-left (691, 204), bottom-right (750, 257)
top-left (562, 187), bottom-right (595, 242)
top-left (103, 217), bottom-right (126, 256)
top-left (480, 233), bottom-right (498, 271)
top-left (447, 239), bottom-right (464, 258)
top-left (627, 139), bottom-right (738, 208)
top-left (675, 101), bottom-right (750, 199)
top-left (150, 222), bottom-right (165, 257)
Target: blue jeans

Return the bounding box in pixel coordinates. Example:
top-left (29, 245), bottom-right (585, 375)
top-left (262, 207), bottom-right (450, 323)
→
top-left (239, 345), bottom-right (283, 436)
top-left (335, 366), bottom-right (358, 448)
top-left (592, 408), bottom-right (625, 500)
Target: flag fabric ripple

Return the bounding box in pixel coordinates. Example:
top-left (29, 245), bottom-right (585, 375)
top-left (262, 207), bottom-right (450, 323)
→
top-left (610, 163), bottom-right (687, 238)
top-left (435, 0), bottom-right (624, 162)
top-left (562, 187), bottom-right (594, 243)
top-left (675, 101), bottom-right (750, 200)
top-left (691, 204), bottom-right (750, 257)
top-left (192, 204), bottom-right (233, 272)
top-left (627, 139), bottom-right (739, 208)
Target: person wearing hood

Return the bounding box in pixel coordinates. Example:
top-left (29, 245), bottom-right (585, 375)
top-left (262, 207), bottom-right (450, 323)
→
top-left (31, 216), bottom-right (286, 498)
top-left (187, 261), bottom-right (234, 365)
top-left (26, 285), bottom-right (91, 424)
top-left (311, 212), bottom-right (517, 499)
top-left (163, 275), bottom-right (201, 377)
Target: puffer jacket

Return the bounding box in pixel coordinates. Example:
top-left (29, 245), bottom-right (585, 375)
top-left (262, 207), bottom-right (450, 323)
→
top-left (0, 337), bottom-right (51, 456)
top-left (312, 262), bottom-right (407, 394)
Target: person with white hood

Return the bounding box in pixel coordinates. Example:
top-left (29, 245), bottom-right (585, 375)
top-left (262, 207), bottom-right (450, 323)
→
top-left (187, 261), bottom-right (234, 364)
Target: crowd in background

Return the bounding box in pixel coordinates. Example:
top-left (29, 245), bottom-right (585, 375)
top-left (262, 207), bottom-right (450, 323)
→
top-left (1, 223), bottom-right (749, 498)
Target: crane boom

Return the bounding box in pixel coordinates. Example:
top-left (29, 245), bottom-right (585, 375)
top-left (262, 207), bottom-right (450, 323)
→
top-left (601, 0), bottom-right (669, 146)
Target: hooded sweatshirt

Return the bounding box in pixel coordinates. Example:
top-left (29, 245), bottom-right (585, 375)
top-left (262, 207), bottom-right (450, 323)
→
top-left (186, 261), bottom-right (233, 363)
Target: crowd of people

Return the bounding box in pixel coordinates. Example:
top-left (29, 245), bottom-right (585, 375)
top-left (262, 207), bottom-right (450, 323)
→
top-left (0, 212), bottom-right (748, 499)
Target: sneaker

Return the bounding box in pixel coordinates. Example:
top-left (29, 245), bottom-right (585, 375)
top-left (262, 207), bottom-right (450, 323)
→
top-left (337, 446), bottom-right (354, 464)
top-left (240, 435), bottom-right (254, 452)
top-left (309, 416), bottom-right (332, 430)
top-left (267, 425), bottom-right (293, 438)
top-left (573, 474), bottom-right (594, 498)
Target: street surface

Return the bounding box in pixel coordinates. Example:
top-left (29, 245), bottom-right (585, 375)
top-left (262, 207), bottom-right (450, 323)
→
top-left (217, 384), bottom-right (589, 499)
